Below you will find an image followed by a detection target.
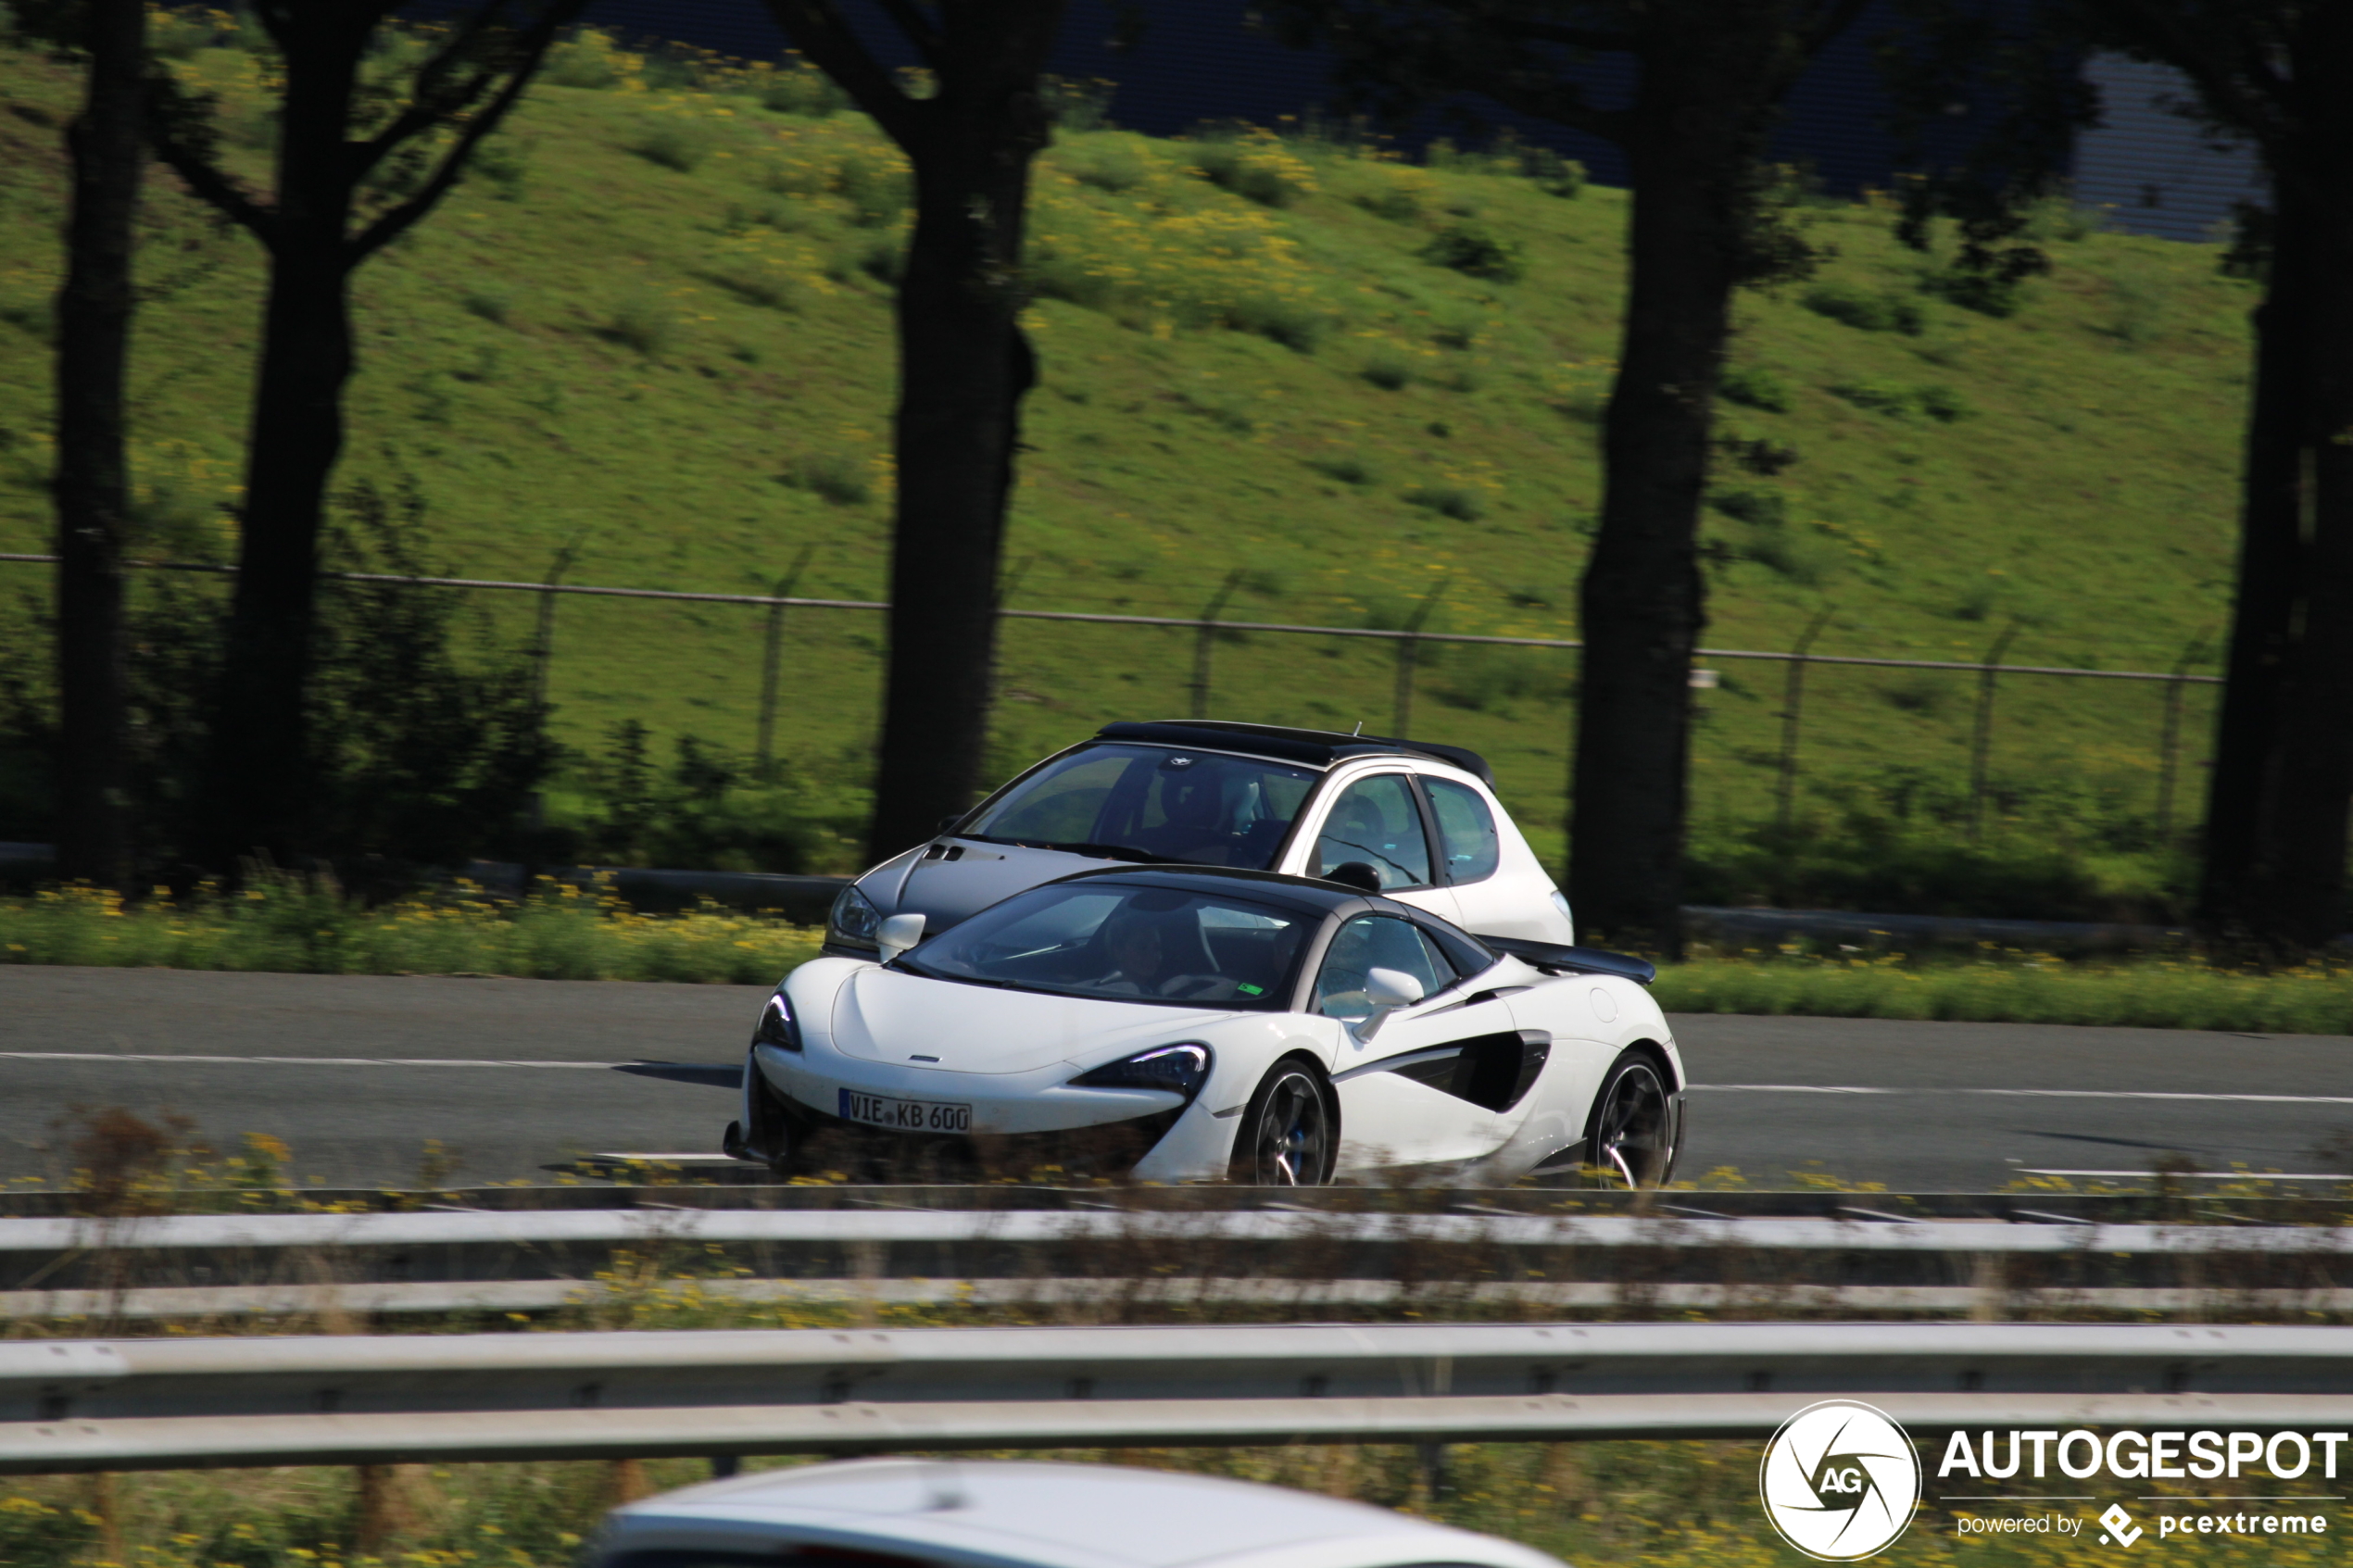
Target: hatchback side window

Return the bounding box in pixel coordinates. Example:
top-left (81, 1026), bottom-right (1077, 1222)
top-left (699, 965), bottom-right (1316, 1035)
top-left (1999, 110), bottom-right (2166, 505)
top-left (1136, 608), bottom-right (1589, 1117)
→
top-left (1314, 774), bottom-right (1433, 890)
top-left (1313, 914), bottom-right (1450, 1020)
top-left (1424, 777), bottom-right (1501, 884)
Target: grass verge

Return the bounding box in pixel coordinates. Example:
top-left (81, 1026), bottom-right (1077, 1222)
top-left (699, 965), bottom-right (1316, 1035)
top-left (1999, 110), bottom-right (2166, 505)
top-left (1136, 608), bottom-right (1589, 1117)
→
top-left (5, 881), bottom-right (2349, 1031)
top-left (0, 880), bottom-right (821, 985)
top-left (0, 1439), bottom-right (2331, 1568)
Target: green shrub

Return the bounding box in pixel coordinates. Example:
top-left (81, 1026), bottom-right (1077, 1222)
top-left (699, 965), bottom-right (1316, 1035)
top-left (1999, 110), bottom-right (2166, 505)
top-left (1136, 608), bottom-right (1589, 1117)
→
top-left (601, 288), bottom-right (677, 356)
top-left (1420, 222), bottom-right (1525, 282)
top-left (1352, 184), bottom-right (1421, 222)
top-left (470, 136), bottom-right (531, 200)
top-left (1925, 266), bottom-right (2027, 318)
top-left (781, 452), bottom-right (873, 507)
top-left (626, 120), bottom-right (714, 173)
top-left (1064, 141), bottom-right (1151, 193)
top-left (1361, 349), bottom-right (1416, 391)
top-left (1718, 365), bottom-right (1792, 412)
top-left (1227, 293), bottom-right (1327, 352)
top-left (1711, 487), bottom-right (1788, 528)
top-left (837, 150), bottom-right (912, 226)
top-left (1516, 144), bottom-right (1586, 197)
top-left (545, 27), bottom-right (629, 89)
top-left (1041, 75), bottom-right (1117, 133)
top-left (1801, 282), bottom-right (1924, 334)
top-left (1916, 383), bottom-right (1972, 422)
top-left (1309, 454), bottom-right (1377, 485)
top-left (1189, 132), bottom-right (1317, 207)
top-left (460, 288), bottom-right (511, 324)
top-left (1404, 483), bottom-right (1484, 521)
top-left (855, 235), bottom-right (905, 284)
top-left (761, 61), bottom-right (850, 117)
top-left (1828, 378), bottom-right (1913, 417)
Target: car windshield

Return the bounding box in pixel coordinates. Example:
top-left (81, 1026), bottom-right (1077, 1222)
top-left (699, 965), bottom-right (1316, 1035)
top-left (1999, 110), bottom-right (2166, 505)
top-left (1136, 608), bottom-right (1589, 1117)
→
top-left (961, 744), bottom-right (1316, 870)
top-left (900, 883), bottom-right (1313, 1010)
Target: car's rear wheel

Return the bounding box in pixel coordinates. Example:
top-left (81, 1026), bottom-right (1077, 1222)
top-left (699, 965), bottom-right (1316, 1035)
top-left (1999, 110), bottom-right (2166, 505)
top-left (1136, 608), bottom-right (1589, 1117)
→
top-left (1580, 1050), bottom-right (1678, 1188)
top-left (1230, 1059), bottom-right (1337, 1185)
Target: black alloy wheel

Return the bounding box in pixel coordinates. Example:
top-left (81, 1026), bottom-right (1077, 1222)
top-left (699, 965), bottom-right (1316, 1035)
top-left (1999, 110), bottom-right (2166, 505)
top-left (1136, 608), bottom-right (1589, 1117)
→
top-left (1583, 1052), bottom-right (1676, 1188)
top-left (732, 1054), bottom-right (799, 1175)
top-left (1233, 1060), bottom-right (1336, 1185)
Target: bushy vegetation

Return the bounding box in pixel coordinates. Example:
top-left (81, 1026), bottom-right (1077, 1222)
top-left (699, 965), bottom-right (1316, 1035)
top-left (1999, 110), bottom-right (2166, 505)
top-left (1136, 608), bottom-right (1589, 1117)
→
top-left (0, 26), bottom-right (2259, 917)
top-left (9, 878), bottom-right (2348, 1031)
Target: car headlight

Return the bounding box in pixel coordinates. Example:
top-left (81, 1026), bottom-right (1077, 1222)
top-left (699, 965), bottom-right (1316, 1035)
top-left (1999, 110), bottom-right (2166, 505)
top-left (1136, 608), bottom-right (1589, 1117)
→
top-left (751, 989), bottom-right (800, 1052)
top-left (1070, 1043), bottom-right (1212, 1098)
top-left (827, 884), bottom-right (882, 949)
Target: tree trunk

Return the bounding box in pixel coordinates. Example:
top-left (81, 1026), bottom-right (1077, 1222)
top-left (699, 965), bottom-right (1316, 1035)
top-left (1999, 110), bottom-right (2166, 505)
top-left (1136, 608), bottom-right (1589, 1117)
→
top-left (51, 0), bottom-right (146, 889)
top-left (864, 82), bottom-right (1048, 859)
top-left (1568, 99), bottom-right (1743, 955)
top-left (2195, 199), bottom-right (2307, 942)
top-left (195, 30), bottom-right (362, 868)
top-left (2257, 80), bottom-right (2353, 947)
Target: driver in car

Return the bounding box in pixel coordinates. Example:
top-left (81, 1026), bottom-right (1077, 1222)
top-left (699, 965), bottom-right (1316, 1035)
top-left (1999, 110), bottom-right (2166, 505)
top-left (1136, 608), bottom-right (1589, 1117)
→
top-left (1091, 905), bottom-right (1237, 1001)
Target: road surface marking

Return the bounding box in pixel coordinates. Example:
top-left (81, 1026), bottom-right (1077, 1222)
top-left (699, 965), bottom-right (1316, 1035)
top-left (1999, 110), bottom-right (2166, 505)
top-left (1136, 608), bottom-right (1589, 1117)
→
top-left (1691, 1084), bottom-right (2353, 1104)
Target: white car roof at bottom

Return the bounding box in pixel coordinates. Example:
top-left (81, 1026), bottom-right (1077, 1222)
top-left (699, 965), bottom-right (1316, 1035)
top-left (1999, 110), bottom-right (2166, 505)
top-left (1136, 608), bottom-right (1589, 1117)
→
top-left (602, 1458), bottom-right (1569, 1568)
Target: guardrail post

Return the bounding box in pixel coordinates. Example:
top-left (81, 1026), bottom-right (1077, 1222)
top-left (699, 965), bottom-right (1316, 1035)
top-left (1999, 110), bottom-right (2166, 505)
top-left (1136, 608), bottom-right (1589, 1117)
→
top-left (755, 545), bottom-right (818, 784)
top-left (2155, 632), bottom-right (2208, 843)
top-left (1775, 608), bottom-right (1834, 833)
top-left (1969, 621), bottom-right (2021, 842)
top-left (1391, 579), bottom-right (1448, 738)
top-left (1190, 570), bottom-right (1244, 721)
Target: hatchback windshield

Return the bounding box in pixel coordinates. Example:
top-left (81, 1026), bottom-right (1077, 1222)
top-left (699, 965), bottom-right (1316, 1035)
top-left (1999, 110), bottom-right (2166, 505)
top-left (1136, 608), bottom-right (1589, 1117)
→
top-left (900, 883), bottom-right (1313, 1009)
top-left (961, 744), bottom-right (1316, 870)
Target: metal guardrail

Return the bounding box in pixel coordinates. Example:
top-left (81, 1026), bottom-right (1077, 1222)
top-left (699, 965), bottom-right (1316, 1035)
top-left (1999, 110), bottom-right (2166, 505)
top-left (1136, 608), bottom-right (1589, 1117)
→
top-left (2, 1322), bottom-right (2348, 1473)
top-left (2, 1207), bottom-right (2341, 1257)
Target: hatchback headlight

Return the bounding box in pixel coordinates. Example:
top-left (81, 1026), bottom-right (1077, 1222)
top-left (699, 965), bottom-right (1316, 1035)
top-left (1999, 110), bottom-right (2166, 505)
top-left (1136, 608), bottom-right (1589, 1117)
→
top-left (827, 884), bottom-right (883, 949)
top-left (752, 990), bottom-right (799, 1052)
top-left (1070, 1043), bottom-right (1212, 1098)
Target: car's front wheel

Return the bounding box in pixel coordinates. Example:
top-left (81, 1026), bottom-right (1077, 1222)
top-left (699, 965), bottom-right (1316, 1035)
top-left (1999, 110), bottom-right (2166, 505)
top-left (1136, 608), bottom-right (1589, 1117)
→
top-left (724, 1053), bottom-right (799, 1176)
top-left (1580, 1048), bottom-right (1678, 1187)
top-left (1229, 1058), bottom-right (1338, 1185)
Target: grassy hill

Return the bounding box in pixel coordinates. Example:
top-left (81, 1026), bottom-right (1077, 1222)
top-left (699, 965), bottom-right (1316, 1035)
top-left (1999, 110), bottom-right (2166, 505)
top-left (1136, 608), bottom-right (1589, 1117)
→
top-left (0, 26), bottom-right (2259, 915)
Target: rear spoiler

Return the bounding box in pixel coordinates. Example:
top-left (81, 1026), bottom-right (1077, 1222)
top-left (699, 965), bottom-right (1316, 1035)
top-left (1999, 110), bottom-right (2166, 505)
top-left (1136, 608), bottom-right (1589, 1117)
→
top-left (1477, 935), bottom-right (1656, 986)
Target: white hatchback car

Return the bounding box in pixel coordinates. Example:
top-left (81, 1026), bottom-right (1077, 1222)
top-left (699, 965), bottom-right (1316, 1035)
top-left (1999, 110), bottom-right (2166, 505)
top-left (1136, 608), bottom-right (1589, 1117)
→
top-left (825, 721), bottom-right (1575, 958)
top-left (589, 1458), bottom-right (1569, 1568)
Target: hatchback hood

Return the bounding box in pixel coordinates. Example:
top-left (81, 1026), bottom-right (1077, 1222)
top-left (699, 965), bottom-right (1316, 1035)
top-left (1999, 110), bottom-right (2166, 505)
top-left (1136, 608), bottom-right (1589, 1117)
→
top-left (829, 965), bottom-right (1220, 1075)
top-left (879, 840), bottom-right (1114, 933)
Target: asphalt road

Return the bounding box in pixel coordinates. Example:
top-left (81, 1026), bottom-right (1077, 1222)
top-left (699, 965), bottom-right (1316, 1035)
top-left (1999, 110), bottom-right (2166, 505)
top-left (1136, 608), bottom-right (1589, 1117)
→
top-left (4, 965), bottom-right (2349, 1191)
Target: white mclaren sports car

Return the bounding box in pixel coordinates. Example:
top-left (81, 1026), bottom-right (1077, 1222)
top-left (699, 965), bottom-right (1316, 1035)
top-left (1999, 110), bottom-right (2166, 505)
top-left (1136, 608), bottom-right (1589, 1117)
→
top-left (822, 721), bottom-right (1578, 963)
top-left (725, 865), bottom-right (1684, 1186)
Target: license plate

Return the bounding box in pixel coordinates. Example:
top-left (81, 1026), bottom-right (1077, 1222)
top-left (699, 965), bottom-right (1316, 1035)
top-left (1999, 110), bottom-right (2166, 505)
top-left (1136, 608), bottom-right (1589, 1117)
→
top-left (838, 1089), bottom-right (971, 1134)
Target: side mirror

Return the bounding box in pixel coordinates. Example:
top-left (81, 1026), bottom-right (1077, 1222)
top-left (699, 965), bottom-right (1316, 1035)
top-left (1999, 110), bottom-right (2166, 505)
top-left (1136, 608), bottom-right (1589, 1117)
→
top-left (1353, 966), bottom-right (1425, 1041)
top-left (876, 912), bottom-right (925, 963)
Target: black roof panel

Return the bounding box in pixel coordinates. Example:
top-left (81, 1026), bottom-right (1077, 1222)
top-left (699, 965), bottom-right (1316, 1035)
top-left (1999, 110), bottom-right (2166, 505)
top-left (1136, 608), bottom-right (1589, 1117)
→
top-left (1094, 721), bottom-right (1496, 788)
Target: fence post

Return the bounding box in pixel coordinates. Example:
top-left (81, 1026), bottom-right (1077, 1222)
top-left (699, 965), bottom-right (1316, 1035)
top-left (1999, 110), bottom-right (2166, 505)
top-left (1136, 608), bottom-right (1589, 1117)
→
top-left (1775, 608), bottom-right (1835, 834)
top-left (1190, 570), bottom-right (1244, 721)
top-left (1391, 579), bottom-right (1448, 738)
top-left (2155, 631), bottom-right (2208, 843)
top-left (1969, 620), bottom-right (2021, 842)
top-left (754, 544), bottom-right (818, 784)
top-left (529, 535), bottom-right (584, 713)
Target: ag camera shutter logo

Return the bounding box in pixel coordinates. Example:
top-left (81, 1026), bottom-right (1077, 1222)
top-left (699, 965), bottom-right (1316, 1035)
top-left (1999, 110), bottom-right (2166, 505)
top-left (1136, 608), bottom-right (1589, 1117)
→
top-left (1759, 1399), bottom-right (1923, 1561)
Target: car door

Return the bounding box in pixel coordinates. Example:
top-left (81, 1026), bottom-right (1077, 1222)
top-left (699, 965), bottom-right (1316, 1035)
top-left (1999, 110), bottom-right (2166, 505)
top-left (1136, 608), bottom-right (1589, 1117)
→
top-left (1288, 771), bottom-right (1464, 925)
top-left (1319, 912), bottom-right (1538, 1173)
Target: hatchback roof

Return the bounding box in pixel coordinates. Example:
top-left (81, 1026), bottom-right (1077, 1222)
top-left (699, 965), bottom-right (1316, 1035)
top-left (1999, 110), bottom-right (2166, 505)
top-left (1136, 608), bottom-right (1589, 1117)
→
top-left (611, 1459), bottom-right (1561, 1568)
top-left (1095, 721), bottom-right (1496, 789)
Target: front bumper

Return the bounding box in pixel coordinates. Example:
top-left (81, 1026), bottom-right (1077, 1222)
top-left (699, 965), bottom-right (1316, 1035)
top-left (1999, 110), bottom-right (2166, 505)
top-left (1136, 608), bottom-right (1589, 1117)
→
top-left (753, 1044), bottom-right (1234, 1182)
